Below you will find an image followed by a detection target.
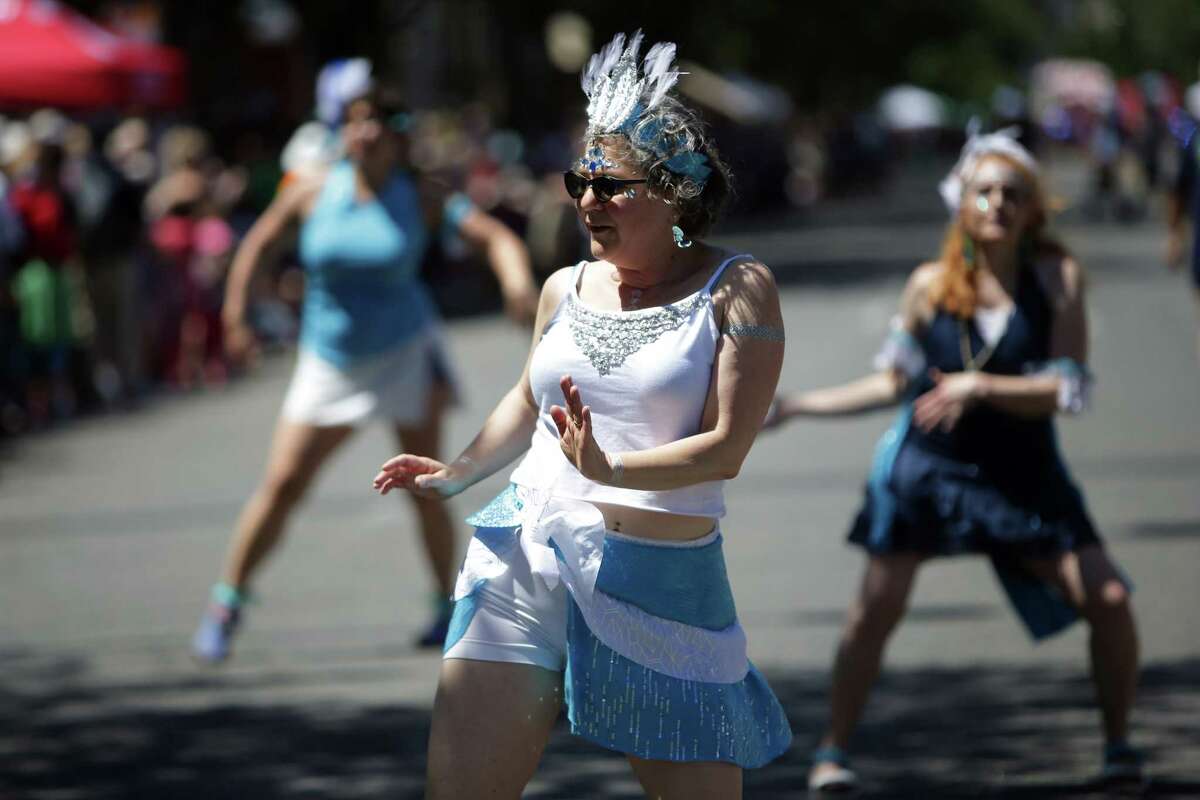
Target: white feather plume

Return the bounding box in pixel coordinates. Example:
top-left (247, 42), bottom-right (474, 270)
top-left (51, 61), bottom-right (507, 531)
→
top-left (642, 42), bottom-right (679, 110)
top-left (581, 32), bottom-right (628, 96)
top-left (581, 30), bottom-right (681, 135)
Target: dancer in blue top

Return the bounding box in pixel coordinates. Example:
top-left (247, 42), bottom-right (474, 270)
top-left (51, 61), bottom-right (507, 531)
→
top-left (191, 84), bottom-right (538, 662)
top-left (767, 128), bottom-right (1142, 791)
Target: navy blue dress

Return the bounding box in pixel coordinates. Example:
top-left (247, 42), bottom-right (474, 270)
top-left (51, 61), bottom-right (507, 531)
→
top-left (849, 265), bottom-right (1106, 638)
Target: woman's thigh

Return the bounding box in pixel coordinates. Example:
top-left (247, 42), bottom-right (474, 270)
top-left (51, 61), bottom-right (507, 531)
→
top-left (426, 658), bottom-right (563, 800)
top-left (627, 754), bottom-right (742, 800)
top-left (262, 418), bottom-right (355, 493)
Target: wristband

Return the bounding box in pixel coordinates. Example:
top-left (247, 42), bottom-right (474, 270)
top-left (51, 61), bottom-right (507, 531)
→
top-left (608, 452), bottom-right (624, 487)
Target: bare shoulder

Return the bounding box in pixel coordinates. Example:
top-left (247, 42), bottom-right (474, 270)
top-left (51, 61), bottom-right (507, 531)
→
top-left (907, 260), bottom-right (943, 295)
top-left (711, 256), bottom-right (779, 308)
top-left (543, 264), bottom-right (576, 296)
top-left (538, 264), bottom-right (578, 311)
top-left (900, 261), bottom-right (942, 323)
top-left (279, 171), bottom-right (326, 216)
top-left (710, 256), bottom-right (784, 337)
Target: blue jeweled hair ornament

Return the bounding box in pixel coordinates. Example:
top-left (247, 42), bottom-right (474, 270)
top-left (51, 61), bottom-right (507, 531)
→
top-left (580, 31), bottom-right (712, 186)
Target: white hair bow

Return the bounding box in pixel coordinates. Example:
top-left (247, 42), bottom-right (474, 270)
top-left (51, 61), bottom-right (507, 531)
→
top-left (938, 121), bottom-right (1039, 214)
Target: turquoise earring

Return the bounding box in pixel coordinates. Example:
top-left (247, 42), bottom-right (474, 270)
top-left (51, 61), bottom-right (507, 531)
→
top-left (672, 224), bottom-right (692, 249)
top-left (962, 234), bottom-right (975, 270)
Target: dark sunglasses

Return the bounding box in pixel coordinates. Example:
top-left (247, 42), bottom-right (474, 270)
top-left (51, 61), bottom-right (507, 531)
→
top-left (563, 171), bottom-right (647, 202)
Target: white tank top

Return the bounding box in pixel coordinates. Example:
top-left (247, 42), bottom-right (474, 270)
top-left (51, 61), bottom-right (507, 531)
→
top-left (508, 253), bottom-right (749, 518)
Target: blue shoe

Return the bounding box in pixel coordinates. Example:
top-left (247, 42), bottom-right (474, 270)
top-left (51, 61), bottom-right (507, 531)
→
top-left (1101, 741), bottom-right (1144, 784)
top-left (191, 598), bottom-right (242, 664)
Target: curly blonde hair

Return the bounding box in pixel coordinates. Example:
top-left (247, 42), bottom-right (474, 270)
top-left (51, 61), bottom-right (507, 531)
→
top-left (591, 95), bottom-right (734, 239)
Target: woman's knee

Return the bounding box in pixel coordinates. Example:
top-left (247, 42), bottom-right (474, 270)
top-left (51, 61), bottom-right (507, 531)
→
top-left (261, 466), bottom-right (313, 509)
top-left (846, 600), bottom-right (906, 642)
top-left (847, 576), bottom-right (913, 639)
top-left (1073, 548), bottom-right (1135, 624)
top-left (1082, 577), bottom-right (1133, 625)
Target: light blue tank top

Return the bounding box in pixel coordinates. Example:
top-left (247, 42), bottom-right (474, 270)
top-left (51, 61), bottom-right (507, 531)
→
top-left (297, 161), bottom-right (472, 366)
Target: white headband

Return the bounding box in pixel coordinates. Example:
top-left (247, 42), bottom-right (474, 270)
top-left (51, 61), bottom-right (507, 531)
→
top-left (938, 123), bottom-right (1038, 214)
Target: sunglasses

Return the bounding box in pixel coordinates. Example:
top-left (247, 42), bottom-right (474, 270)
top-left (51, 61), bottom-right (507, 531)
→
top-left (563, 171), bottom-right (647, 202)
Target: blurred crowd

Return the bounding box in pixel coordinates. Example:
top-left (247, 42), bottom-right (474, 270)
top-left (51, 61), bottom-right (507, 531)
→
top-left (3, 60), bottom-right (1198, 441)
top-left (1065, 70), bottom-right (1194, 222)
top-left (0, 110), bottom-right (274, 436)
top-left (0, 103), bottom-right (597, 440)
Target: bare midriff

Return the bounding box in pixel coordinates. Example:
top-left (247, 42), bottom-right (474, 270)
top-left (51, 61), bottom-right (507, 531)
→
top-left (590, 500), bottom-right (716, 542)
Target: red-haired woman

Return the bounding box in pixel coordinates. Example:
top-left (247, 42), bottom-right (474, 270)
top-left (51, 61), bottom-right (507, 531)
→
top-left (767, 129), bottom-right (1141, 791)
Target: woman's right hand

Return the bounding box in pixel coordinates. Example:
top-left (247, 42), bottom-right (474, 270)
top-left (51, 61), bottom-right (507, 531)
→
top-left (373, 454), bottom-right (465, 498)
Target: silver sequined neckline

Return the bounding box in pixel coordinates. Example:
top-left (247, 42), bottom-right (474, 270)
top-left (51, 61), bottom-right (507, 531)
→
top-left (566, 289), bottom-right (709, 376)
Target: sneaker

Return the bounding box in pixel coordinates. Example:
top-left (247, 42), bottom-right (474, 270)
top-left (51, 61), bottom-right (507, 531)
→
top-left (1100, 741), bottom-right (1144, 784)
top-left (191, 601), bottom-right (241, 664)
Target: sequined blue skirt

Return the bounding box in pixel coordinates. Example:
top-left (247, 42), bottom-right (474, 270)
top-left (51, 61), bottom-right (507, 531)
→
top-left (447, 485), bottom-right (793, 768)
top-left (564, 600), bottom-right (792, 767)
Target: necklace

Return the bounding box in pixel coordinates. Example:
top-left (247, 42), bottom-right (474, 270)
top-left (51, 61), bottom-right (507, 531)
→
top-left (957, 317), bottom-right (997, 371)
top-left (610, 266), bottom-right (688, 310)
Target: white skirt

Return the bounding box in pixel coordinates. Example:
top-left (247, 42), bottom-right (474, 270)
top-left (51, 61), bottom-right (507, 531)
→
top-left (280, 327), bottom-right (458, 427)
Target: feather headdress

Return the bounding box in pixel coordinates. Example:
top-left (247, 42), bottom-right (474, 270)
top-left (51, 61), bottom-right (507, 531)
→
top-left (581, 31), bottom-right (681, 136)
top-left (579, 31), bottom-right (710, 184)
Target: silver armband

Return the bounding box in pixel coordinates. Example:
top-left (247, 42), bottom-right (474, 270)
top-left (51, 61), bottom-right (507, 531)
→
top-left (723, 323), bottom-right (785, 342)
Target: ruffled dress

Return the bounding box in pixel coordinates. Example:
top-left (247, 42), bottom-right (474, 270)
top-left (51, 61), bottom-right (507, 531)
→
top-left (851, 265), bottom-right (1117, 638)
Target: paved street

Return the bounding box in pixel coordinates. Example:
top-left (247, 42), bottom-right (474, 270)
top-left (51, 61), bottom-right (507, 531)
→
top-left (2, 155), bottom-right (1199, 798)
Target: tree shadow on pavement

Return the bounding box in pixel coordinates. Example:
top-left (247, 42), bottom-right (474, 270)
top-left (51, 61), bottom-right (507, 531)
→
top-left (2, 646), bottom-right (1197, 799)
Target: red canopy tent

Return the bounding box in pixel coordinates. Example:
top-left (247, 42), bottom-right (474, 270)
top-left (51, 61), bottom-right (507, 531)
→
top-left (0, 0), bottom-right (186, 111)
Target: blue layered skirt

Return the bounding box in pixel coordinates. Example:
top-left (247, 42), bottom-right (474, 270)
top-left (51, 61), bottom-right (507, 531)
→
top-left (849, 407), bottom-right (1120, 640)
top-left (446, 485), bottom-right (792, 768)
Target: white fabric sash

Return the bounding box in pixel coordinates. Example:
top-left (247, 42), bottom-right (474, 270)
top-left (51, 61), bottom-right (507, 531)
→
top-left (455, 486), bottom-right (749, 684)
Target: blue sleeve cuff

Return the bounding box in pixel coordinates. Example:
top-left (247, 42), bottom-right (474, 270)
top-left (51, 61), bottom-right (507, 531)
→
top-left (443, 192), bottom-right (475, 233)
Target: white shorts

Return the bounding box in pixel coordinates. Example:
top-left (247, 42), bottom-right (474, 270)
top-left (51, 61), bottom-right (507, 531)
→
top-left (280, 326), bottom-right (457, 427)
top-left (443, 526), bottom-right (569, 672)
top-left (443, 523), bottom-right (726, 674)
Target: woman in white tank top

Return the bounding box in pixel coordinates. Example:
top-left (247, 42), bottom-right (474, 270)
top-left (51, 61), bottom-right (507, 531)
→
top-left (374, 32), bottom-right (790, 798)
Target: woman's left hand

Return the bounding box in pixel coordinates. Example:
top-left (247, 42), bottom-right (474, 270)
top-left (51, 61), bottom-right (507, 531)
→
top-left (913, 369), bottom-right (985, 433)
top-left (373, 454), bottom-right (466, 498)
top-left (549, 375), bottom-right (613, 483)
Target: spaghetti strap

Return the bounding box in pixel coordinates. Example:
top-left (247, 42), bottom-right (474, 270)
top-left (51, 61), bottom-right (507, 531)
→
top-left (571, 260), bottom-right (588, 294)
top-left (703, 253), bottom-right (752, 294)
